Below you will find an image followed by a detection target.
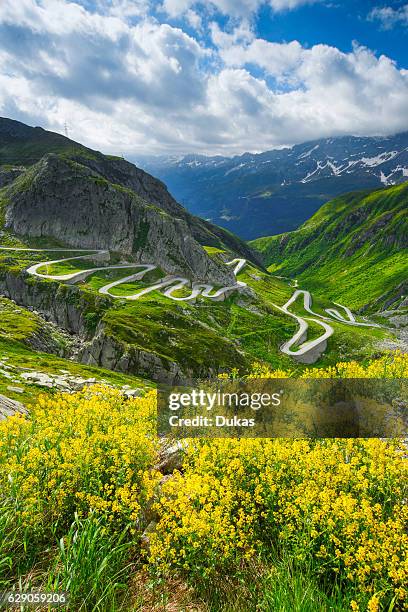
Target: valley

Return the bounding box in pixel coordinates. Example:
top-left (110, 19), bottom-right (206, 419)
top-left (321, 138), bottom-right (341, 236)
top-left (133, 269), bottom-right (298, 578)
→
top-left (251, 182), bottom-right (408, 313)
top-left (1, 4), bottom-right (407, 609)
top-left (138, 131), bottom-right (408, 240)
top-left (0, 240), bottom-right (393, 399)
top-left (0, 117), bottom-right (405, 409)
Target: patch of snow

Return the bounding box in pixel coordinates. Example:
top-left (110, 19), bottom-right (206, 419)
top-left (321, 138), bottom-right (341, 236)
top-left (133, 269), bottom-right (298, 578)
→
top-left (380, 171), bottom-right (392, 185)
top-left (301, 161), bottom-right (323, 183)
top-left (224, 163), bottom-right (246, 176)
top-left (300, 159), bottom-right (343, 182)
top-left (360, 151), bottom-right (398, 167)
top-left (390, 165), bottom-right (408, 177)
top-left (326, 160), bottom-right (343, 176)
top-left (298, 144), bottom-right (319, 160)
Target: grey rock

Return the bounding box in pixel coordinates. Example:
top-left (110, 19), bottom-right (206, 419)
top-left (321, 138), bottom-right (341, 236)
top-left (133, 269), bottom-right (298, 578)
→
top-left (140, 520), bottom-right (157, 550)
top-left (124, 388), bottom-right (143, 398)
top-left (4, 154), bottom-right (238, 285)
top-left (0, 166), bottom-right (25, 188)
top-left (0, 394), bottom-right (28, 420)
top-left (6, 386), bottom-right (24, 394)
top-left (156, 442), bottom-right (185, 475)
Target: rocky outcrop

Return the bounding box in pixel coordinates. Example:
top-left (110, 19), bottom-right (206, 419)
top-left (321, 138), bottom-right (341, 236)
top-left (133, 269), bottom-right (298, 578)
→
top-left (0, 393), bottom-right (27, 420)
top-left (1, 116), bottom-right (262, 276)
top-left (361, 280), bottom-right (408, 313)
top-left (0, 166), bottom-right (25, 188)
top-left (78, 327), bottom-right (187, 384)
top-left (0, 270), bottom-right (101, 337)
top-left (5, 155), bottom-right (235, 285)
top-left (0, 270), bottom-right (195, 383)
top-left (3, 154), bottom-right (253, 285)
top-left (73, 154), bottom-right (263, 267)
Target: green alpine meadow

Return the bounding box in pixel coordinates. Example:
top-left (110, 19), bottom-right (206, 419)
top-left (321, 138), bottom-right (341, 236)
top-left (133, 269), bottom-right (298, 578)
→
top-left (251, 183), bottom-right (408, 314)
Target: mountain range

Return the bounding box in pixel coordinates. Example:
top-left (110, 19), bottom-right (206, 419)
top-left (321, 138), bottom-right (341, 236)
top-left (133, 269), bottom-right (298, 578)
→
top-left (136, 132), bottom-right (408, 240)
top-left (0, 117), bottom-right (405, 390)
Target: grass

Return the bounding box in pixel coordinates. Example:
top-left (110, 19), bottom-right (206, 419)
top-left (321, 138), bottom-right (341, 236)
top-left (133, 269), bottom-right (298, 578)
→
top-left (86, 268), bottom-right (165, 297)
top-left (0, 237), bottom-right (399, 388)
top-left (0, 387), bottom-right (158, 610)
top-left (251, 183), bottom-right (408, 312)
top-left (129, 556), bottom-right (355, 611)
top-left (46, 514), bottom-right (134, 611)
top-left (0, 128), bottom-right (99, 167)
top-left (0, 336), bottom-right (154, 405)
top-left (0, 297), bottom-right (40, 342)
top-left (1, 385), bottom-right (406, 611)
top-left (103, 298), bottom-right (249, 374)
top-left (188, 556), bottom-right (354, 612)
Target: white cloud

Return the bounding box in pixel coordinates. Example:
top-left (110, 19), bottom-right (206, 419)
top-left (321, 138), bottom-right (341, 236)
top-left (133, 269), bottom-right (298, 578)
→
top-left (212, 23), bottom-right (302, 78)
top-left (162, 0), bottom-right (321, 19)
top-left (204, 34), bottom-right (408, 151)
top-left (268, 0), bottom-right (321, 10)
top-left (162, 0), bottom-right (259, 19)
top-left (0, 0), bottom-right (207, 109)
top-left (185, 9), bottom-right (203, 30)
top-left (368, 4), bottom-right (408, 29)
top-left (0, 0), bottom-right (407, 156)
top-left (201, 46), bottom-right (408, 153)
top-left (101, 0), bottom-right (150, 19)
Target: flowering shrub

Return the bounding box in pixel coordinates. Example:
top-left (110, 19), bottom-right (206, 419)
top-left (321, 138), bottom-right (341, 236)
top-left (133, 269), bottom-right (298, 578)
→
top-left (149, 438), bottom-right (407, 609)
top-left (150, 354), bottom-right (408, 610)
top-left (249, 350), bottom-right (408, 379)
top-left (0, 386), bottom-right (159, 537)
top-left (0, 355), bottom-right (407, 610)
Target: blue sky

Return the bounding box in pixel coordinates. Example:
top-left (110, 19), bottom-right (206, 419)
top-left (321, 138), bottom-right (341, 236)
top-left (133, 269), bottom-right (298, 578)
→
top-left (257, 1), bottom-right (407, 66)
top-left (0, 0), bottom-right (407, 156)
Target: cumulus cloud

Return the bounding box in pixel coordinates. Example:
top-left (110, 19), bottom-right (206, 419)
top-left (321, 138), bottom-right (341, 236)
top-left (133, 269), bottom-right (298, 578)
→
top-left (162, 0), bottom-right (261, 19)
top-left (162, 0), bottom-right (322, 19)
top-left (368, 4), bottom-right (408, 29)
top-left (201, 41), bottom-right (408, 152)
top-left (0, 0), bottom-right (207, 110)
top-left (268, 0), bottom-right (321, 10)
top-left (212, 23), bottom-right (302, 79)
top-left (0, 0), bottom-right (407, 155)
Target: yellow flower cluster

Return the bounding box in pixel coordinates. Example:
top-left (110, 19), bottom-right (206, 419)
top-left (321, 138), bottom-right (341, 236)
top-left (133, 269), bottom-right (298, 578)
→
top-left (149, 438), bottom-right (408, 609)
top-left (248, 350), bottom-right (408, 379)
top-left (1, 354), bottom-right (406, 610)
top-left (0, 386), bottom-right (159, 536)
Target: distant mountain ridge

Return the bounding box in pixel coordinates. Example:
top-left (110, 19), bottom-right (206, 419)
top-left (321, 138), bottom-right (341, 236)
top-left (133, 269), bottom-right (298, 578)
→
top-left (136, 132), bottom-right (408, 239)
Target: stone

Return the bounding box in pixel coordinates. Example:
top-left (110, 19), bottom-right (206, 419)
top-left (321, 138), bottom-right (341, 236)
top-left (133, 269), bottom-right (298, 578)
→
top-left (7, 386), bottom-right (24, 394)
top-left (140, 520), bottom-right (157, 550)
top-left (0, 394), bottom-right (28, 420)
top-left (155, 442), bottom-right (185, 475)
top-left (124, 388), bottom-right (143, 398)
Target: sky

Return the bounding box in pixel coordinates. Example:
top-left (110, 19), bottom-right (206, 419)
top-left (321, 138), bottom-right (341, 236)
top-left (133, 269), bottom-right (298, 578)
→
top-left (0, 0), bottom-right (407, 156)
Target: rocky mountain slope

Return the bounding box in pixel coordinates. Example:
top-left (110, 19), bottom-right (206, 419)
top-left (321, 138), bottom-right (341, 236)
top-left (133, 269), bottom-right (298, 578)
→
top-left (251, 183), bottom-right (408, 313)
top-left (137, 132), bottom-right (408, 239)
top-left (0, 117), bottom-right (260, 283)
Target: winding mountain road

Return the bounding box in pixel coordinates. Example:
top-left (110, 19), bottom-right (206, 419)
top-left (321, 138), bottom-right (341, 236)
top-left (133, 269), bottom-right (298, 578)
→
top-left (0, 247), bottom-right (380, 363)
top-left (0, 247), bottom-right (247, 302)
top-left (272, 289), bottom-right (380, 364)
